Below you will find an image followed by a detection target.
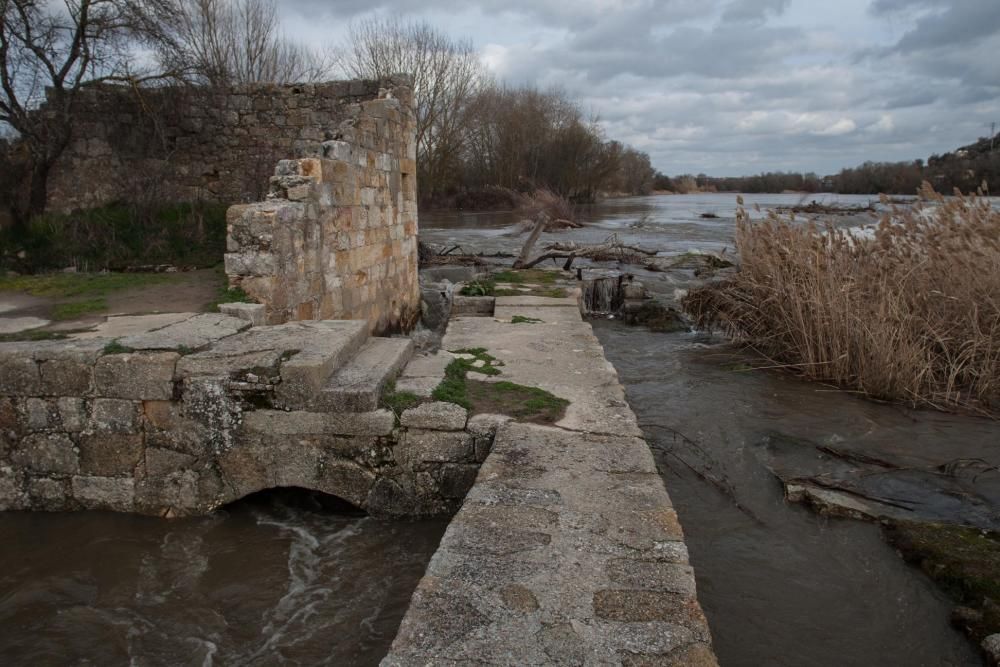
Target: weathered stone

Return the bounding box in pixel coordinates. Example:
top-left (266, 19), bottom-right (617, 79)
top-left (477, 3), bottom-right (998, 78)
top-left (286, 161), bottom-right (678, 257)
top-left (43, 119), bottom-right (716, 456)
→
top-left (90, 398), bottom-right (140, 433)
top-left (0, 345), bottom-right (41, 395)
top-left (13, 434), bottom-right (78, 474)
top-left (71, 475), bottom-right (135, 511)
top-left (467, 413), bottom-right (510, 462)
top-left (118, 313), bottom-right (249, 351)
top-left (982, 634), bottom-right (1000, 665)
top-left (0, 468), bottom-right (26, 509)
top-left (400, 430), bottom-right (474, 465)
top-left (439, 464), bottom-right (479, 499)
top-left (38, 358), bottom-right (93, 395)
top-left (218, 302), bottom-right (267, 326)
top-left (27, 477), bottom-right (69, 510)
top-left (143, 401), bottom-right (210, 456)
top-left (144, 447), bottom-right (197, 478)
top-left (24, 398), bottom-right (57, 431)
top-left (400, 402), bottom-right (467, 431)
top-left (78, 433), bottom-right (143, 476)
top-left (57, 397), bottom-right (88, 432)
top-left (94, 352), bottom-right (179, 400)
top-left (241, 409), bottom-right (394, 437)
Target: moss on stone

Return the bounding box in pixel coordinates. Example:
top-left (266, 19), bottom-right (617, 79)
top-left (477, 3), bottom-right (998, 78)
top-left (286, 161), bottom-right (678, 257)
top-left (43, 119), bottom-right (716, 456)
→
top-left (511, 315), bottom-right (544, 324)
top-left (432, 347), bottom-right (568, 422)
top-left (883, 521), bottom-right (1000, 642)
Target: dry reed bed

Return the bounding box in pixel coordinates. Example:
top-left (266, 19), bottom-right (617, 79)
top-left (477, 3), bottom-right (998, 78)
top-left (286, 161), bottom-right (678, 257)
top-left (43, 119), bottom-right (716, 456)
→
top-left (684, 183), bottom-right (1000, 415)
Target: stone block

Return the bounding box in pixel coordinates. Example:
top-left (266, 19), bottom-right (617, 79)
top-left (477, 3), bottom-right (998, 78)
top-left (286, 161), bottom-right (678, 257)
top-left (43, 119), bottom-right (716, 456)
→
top-left (0, 353), bottom-right (40, 395)
top-left (72, 475), bottom-right (135, 511)
top-left (142, 401), bottom-right (211, 456)
top-left (218, 302), bottom-right (267, 327)
top-left (90, 398), bottom-right (140, 433)
top-left (401, 430), bottom-right (474, 466)
top-left (14, 434), bottom-right (79, 474)
top-left (27, 477), bottom-right (69, 511)
top-left (39, 358), bottom-right (93, 395)
top-left (0, 468), bottom-right (26, 510)
top-left (241, 409), bottom-right (395, 437)
top-left (78, 432), bottom-right (143, 476)
top-left (400, 402), bottom-right (468, 431)
top-left (57, 397), bottom-right (88, 432)
top-left (144, 447), bottom-right (197, 478)
top-left (24, 397), bottom-right (57, 431)
top-left (467, 414), bottom-right (511, 462)
top-left (95, 352), bottom-right (179, 400)
top-left (439, 463), bottom-right (479, 499)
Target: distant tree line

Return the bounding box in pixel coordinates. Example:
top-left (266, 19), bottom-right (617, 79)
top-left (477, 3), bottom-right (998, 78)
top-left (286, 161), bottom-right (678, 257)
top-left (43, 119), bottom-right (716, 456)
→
top-left (335, 17), bottom-right (656, 207)
top-left (661, 135), bottom-right (1000, 196)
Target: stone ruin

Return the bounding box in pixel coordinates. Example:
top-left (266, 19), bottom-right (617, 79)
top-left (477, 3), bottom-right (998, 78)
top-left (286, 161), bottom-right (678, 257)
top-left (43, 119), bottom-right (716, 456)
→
top-left (0, 77), bottom-right (448, 516)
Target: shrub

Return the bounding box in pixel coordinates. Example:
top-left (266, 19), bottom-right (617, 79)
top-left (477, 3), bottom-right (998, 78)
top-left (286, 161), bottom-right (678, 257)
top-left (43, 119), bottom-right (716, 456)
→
top-left (684, 183), bottom-right (1000, 414)
top-left (0, 201), bottom-right (228, 272)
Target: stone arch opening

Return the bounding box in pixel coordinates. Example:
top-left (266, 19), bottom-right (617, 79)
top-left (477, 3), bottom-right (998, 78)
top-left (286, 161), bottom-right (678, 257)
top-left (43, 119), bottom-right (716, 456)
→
top-left (222, 486), bottom-right (366, 516)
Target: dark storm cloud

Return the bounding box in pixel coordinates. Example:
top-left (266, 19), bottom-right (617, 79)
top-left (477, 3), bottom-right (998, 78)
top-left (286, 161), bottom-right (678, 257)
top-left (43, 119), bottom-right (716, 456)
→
top-left (285, 0), bottom-right (1000, 175)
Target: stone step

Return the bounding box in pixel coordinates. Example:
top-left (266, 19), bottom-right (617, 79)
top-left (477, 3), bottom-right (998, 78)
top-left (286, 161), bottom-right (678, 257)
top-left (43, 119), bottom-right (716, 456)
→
top-left (315, 337), bottom-right (414, 412)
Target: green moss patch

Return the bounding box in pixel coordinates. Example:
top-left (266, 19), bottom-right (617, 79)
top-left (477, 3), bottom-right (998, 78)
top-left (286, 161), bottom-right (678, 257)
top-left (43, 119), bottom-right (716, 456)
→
top-left (458, 279), bottom-right (495, 297)
top-left (883, 521), bottom-right (1000, 641)
top-left (51, 298), bottom-right (108, 320)
top-left (492, 269), bottom-right (559, 285)
top-left (493, 286), bottom-right (568, 298)
top-left (380, 379), bottom-right (423, 417)
top-left (207, 269), bottom-right (258, 312)
top-left (102, 340), bottom-right (135, 355)
top-left (0, 330), bottom-right (72, 343)
top-left (0, 272), bottom-right (177, 298)
top-left (466, 380), bottom-right (569, 424)
top-left (431, 347), bottom-right (568, 422)
top-left (511, 315), bottom-right (544, 324)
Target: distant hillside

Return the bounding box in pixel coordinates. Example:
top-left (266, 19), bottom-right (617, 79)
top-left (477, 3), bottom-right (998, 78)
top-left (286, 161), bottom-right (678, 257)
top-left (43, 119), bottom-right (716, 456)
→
top-left (661, 134), bottom-right (1000, 196)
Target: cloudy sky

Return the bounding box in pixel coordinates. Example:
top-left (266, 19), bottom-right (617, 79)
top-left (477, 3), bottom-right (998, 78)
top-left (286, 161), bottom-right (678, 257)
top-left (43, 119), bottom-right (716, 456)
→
top-left (283, 0), bottom-right (998, 176)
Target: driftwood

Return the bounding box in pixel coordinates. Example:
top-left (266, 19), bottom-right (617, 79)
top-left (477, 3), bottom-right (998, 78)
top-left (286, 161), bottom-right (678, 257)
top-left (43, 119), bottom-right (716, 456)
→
top-left (516, 234), bottom-right (661, 270)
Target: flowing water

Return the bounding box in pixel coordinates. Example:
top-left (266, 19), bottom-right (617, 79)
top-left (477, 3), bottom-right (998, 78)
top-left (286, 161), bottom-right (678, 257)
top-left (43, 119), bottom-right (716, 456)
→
top-left (591, 322), bottom-right (993, 666)
top-left (0, 490), bottom-right (446, 665)
top-left (421, 193), bottom-right (1000, 666)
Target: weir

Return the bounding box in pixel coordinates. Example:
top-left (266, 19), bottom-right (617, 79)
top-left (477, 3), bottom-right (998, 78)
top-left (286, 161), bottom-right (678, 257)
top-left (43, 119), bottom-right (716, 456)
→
top-left (0, 76), bottom-right (716, 664)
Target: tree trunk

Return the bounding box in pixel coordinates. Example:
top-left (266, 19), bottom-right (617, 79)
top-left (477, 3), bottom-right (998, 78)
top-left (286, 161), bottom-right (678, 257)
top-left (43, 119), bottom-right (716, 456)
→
top-left (28, 159), bottom-right (51, 218)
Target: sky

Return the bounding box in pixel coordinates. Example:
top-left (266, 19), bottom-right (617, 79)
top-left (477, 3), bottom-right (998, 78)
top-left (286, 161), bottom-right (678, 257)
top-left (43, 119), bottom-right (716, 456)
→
top-left (282, 0), bottom-right (1000, 177)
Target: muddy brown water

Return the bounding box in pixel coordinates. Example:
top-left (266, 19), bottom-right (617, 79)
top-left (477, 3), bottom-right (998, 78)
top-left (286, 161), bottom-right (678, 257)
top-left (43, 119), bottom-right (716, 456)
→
top-left (0, 491), bottom-right (446, 665)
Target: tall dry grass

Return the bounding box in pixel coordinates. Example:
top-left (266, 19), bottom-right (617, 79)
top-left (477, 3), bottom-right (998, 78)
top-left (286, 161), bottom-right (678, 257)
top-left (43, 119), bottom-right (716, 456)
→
top-left (684, 183), bottom-right (1000, 415)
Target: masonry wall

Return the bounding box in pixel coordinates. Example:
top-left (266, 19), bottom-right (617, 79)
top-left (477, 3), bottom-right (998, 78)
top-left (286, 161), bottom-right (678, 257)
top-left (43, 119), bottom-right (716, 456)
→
top-left (0, 322), bottom-right (495, 518)
top-left (223, 89), bottom-right (420, 332)
top-left (45, 78), bottom-right (405, 210)
top-left (44, 76), bottom-right (421, 334)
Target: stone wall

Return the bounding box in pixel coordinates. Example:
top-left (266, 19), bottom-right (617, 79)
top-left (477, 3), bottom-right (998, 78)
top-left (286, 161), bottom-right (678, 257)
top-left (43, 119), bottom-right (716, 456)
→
top-left (223, 85), bottom-right (420, 331)
top-left (0, 316), bottom-right (495, 518)
top-left (44, 78), bottom-right (410, 210)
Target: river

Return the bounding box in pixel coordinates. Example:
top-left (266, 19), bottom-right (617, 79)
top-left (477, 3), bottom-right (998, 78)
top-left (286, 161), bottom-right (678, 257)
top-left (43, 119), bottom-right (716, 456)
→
top-left (0, 490), bottom-right (445, 665)
top-left (423, 192), bottom-right (997, 666)
top-left (1, 193), bottom-right (996, 665)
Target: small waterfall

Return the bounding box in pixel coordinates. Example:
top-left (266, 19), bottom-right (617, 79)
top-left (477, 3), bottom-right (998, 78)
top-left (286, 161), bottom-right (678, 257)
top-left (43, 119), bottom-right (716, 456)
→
top-left (581, 276), bottom-right (625, 316)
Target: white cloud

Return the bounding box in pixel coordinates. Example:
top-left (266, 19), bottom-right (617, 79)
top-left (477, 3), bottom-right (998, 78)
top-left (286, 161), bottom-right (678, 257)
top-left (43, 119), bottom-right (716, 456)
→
top-left (283, 0), bottom-right (1000, 175)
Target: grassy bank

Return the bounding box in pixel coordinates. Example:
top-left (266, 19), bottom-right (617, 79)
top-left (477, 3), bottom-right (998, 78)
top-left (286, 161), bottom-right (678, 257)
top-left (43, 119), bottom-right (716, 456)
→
top-left (1, 201), bottom-right (228, 272)
top-left (684, 184), bottom-right (1000, 415)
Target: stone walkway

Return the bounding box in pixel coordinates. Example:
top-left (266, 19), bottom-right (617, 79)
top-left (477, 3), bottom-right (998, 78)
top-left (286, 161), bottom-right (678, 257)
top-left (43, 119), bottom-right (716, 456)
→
top-left (383, 298), bottom-right (717, 665)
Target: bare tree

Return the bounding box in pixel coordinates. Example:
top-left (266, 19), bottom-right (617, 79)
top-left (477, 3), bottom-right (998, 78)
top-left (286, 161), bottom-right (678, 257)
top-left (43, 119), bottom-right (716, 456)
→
top-left (0, 0), bottom-right (176, 228)
top-left (335, 17), bottom-right (487, 201)
top-left (166, 0), bottom-right (331, 86)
